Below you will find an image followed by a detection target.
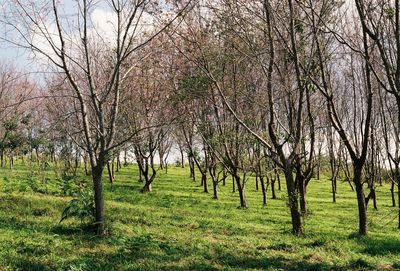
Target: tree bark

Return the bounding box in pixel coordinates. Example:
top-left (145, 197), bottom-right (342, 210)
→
top-left (391, 180), bottom-right (396, 207)
top-left (284, 167), bottom-right (303, 235)
top-left (271, 177), bottom-right (276, 199)
top-left (298, 177), bottom-right (307, 215)
top-left (260, 176), bottom-right (267, 206)
top-left (234, 174), bottom-right (248, 208)
top-left (354, 166), bottom-right (367, 235)
top-left (107, 161), bottom-right (114, 185)
top-left (92, 164), bottom-right (105, 235)
top-left (202, 173), bottom-right (208, 193)
top-left (255, 176), bottom-right (259, 191)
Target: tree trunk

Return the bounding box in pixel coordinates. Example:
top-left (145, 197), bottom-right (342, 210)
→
top-left (222, 169), bottom-right (227, 186)
top-left (188, 156), bottom-right (195, 181)
top-left (255, 176), bottom-right (259, 191)
top-left (391, 180), bottom-right (396, 207)
top-left (332, 177), bottom-right (337, 203)
top-left (9, 154), bottom-right (14, 170)
top-left (180, 147), bottom-right (185, 168)
top-left (235, 174), bottom-right (248, 208)
top-left (284, 167), bottom-right (303, 235)
top-left (212, 180), bottom-right (218, 200)
top-left (124, 149), bottom-right (128, 166)
top-left (354, 167), bottom-right (367, 235)
top-left (276, 169), bottom-right (281, 191)
top-left (398, 182), bottom-right (400, 229)
top-left (107, 161), bottom-right (114, 185)
top-left (202, 173), bottom-right (208, 193)
top-left (271, 178), bottom-right (276, 199)
top-left (141, 182), bottom-right (152, 192)
top-left (92, 165), bottom-right (105, 235)
top-left (139, 168), bottom-right (143, 182)
top-left (116, 156), bottom-right (121, 172)
top-left (260, 176), bottom-right (267, 206)
top-left (298, 176), bottom-right (307, 215)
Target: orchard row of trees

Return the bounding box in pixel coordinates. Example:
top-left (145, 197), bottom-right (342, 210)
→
top-left (1, 0), bottom-right (400, 236)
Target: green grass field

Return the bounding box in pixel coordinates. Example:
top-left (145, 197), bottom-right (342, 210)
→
top-left (0, 160), bottom-right (399, 271)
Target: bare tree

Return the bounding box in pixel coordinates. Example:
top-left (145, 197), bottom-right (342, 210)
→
top-left (1, 0), bottom-right (191, 234)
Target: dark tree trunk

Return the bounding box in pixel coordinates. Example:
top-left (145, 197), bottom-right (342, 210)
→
top-left (232, 174), bottom-right (235, 193)
top-left (188, 156), bottom-right (195, 181)
top-left (298, 176), bottom-right (307, 215)
top-left (398, 182), bottom-right (400, 229)
top-left (116, 155), bottom-right (121, 172)
top-left (202, 173), bottom-right (208, 193)
top-left (9, 154), bottom-right (13, 170)
top-left (234, 173), bottom-right (248, 208)
top-left (140, 161), bottom-right (156, 193)
top-left (212, 179), bottom-right (218, 200)
top-left (141, 182), bottom-right (152, 192)
top-left (92, 164), bottom-right (105, 235)
top-left (284, 167), bottom-right (303, 235)
top-left (276, 169), bottom-right (281, 191)
top-left (260, 176), bottom-right (267, 206)
top-left (139, 167), bottom-right (143, 182)
top-left (271, 178), bottom-right (276, 199)
top-left (332, 177), bottom-right (337, 203)
top-left (391, 180), bottom-right (396, 207)
top-left (222, 169), bottom-right (227, 186)
top-left (354, 166), bottom-right (367, 235)
top-left (107, 161), bottom-right (114, 185)
top-left (180, 146), bottom-right (185, 168)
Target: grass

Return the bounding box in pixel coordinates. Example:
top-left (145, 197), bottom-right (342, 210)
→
top-left (0, 159), bottom-right (400, 270)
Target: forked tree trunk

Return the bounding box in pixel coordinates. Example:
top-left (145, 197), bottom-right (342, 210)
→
top-left (141, 182), bottom-right (152, 192)
top-left (140, 165), bottom-right (156, 193)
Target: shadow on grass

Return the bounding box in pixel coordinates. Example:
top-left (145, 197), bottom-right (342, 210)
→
top-left (13, 259), bottom-right (51, 271)
top-left (61, 235), bottom-right (351, 271)
top-left (357, 236), bottom-right (400, 256)
top-left (4, 230), bottom-right (388, 271)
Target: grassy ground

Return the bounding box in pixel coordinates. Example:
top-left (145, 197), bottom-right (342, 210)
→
top-left (0, 160), bottom-right (399, 271)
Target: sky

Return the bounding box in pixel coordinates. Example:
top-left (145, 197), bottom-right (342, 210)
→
top-left (0, 0), bottom-right (160, 72)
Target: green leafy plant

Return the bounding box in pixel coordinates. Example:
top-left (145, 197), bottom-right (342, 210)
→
top-left (60, 187), bottom-right (95, 224)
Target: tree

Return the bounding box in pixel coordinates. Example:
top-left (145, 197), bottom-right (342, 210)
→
top-left (2, 0), bottom-right (191, 234)
top-left (308, 0), bottom-right (375, 235)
